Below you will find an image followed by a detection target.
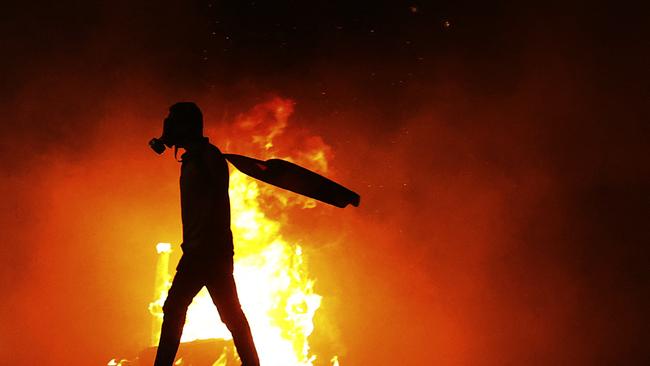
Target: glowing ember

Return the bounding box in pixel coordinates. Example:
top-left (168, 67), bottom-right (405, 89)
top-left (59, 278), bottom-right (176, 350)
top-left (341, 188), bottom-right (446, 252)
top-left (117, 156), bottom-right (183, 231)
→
top-left (148, 98), bottom-right (339, 365)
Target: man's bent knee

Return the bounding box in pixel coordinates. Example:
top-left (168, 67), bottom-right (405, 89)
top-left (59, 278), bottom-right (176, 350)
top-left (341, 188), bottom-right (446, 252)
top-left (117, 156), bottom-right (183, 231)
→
top-left (162, 295), bottom-right (192, 318)
top-left (218, 304), bottom-right (248, 329)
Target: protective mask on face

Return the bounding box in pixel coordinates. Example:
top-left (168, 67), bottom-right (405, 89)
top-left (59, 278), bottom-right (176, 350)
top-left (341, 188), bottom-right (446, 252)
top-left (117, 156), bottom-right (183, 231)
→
top-left (149, 117), bottom-right (183, 160)
top-left (148, 137), bottom-right (166, 154)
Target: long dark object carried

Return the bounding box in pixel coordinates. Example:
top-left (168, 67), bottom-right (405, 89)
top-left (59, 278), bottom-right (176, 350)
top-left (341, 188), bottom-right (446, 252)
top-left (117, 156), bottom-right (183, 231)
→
top-left (223, 154), bottom-right (360, 208)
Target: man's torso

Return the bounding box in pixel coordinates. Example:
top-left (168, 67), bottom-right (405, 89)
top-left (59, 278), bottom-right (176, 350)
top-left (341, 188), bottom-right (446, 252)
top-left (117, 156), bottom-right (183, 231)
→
top-left (179, 138), bottom-right (233, 264)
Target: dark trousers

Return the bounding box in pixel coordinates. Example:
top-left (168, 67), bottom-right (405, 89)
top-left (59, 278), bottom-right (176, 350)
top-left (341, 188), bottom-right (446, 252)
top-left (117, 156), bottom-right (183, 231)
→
top-left (153, 257), bottom-right (260, 366)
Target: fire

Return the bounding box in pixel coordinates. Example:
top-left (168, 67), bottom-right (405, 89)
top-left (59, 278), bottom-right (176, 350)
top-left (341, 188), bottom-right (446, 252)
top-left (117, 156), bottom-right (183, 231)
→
top-left (148, 98), bottom-right (338, 365)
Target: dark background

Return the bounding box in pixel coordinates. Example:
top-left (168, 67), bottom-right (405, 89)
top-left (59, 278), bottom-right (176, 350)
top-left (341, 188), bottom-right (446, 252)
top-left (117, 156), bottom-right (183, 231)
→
top-left (1, 1), bottom-right (648, 365)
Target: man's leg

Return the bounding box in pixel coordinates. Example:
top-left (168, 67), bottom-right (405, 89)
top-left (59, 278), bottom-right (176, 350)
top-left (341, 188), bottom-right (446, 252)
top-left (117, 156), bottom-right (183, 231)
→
top-left (206, 272), bottom-right (260, 366)
top-left (154, 266), bottom-right (204, 366)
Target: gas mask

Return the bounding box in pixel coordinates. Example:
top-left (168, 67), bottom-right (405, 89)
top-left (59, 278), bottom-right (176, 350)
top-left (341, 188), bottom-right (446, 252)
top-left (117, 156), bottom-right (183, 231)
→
top-left (149, 116), bottom-right (183, 158)
top-left (150, 102), bottom-right (204, 160)
top-left (148, 138), bottom-right (167, 154)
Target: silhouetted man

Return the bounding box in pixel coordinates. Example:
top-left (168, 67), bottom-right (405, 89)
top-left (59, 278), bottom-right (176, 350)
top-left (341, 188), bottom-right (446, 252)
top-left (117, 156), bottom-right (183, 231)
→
top-left (151, 102), bottom-right (259, 366)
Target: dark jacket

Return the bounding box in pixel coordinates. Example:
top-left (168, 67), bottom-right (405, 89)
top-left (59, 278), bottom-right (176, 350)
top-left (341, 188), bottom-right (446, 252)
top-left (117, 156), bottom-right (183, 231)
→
top-left (177, 137), bottom-right (233, 271)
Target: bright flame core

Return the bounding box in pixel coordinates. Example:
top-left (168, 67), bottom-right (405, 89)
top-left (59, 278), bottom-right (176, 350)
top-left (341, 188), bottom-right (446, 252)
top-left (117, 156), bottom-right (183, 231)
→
top-left (149, 98), bottom-right (337, 365)
top-left (156, 242), bottom-right (171, 254)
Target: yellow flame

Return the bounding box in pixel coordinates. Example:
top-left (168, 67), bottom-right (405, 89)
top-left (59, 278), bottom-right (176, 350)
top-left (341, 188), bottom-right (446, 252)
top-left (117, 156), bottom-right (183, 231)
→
top-left (331, 356), bottom-right (340, 366)
top-left (156, 242), bottom-right (172, 254)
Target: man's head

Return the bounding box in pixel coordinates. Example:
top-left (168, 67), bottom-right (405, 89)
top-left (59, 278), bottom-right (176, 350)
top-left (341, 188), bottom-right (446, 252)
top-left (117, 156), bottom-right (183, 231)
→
top-left (149, 102), bottom-right (205, 155)
top-left (161, 102), bottom-right (204, 148)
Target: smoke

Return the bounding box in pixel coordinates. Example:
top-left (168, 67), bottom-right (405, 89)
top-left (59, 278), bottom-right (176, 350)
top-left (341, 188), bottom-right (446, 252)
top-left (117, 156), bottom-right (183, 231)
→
top-left (283, 10), bottom-right (648, 364)
top-left (1, 2), bottom-right (648, 365)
